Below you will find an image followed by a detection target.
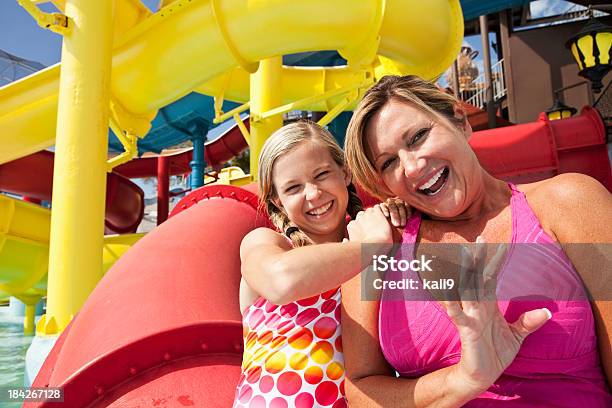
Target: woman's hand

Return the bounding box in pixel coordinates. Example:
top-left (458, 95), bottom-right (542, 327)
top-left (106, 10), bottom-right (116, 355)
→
top-left (347, 205), bottom-right (394, 244)
top-left (444, 237), bottom-right (552, 393)
top-left (380, 198), bottom-right (411, 227)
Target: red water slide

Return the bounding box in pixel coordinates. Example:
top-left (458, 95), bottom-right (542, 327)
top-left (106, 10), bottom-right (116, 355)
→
top-left (25, 110), bottom-right (610, 407)
top-left (0, 119), bottom-right (250, 234)
top-left (470, 106), bottom-right (611, 191)
top-left (0, 150), bottom-right (144, 234)
top-left (25, 184), bottom-right (269, 408)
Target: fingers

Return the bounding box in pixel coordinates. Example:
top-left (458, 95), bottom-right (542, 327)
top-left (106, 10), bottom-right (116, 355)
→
top-left (379, 203), bottom-right (390, 219)
top-left (441, 300), bottom-right (463, 318)
top-left (394, 201), bottom-right (407, 227)
top-left (388, 203), bottom-right (402, 227)
top-left (510, 308), bottom-right (552, 341)
top-left (441, 282), bottom-right (469, 326)
top-left (458, 246), bottom-right (479, 310)
top-left (483, 243), bottom-right (507, 300)
top-left (441, 300), bottom-right (468, 326)
top-left (473, 236), bottom-right (487, 279)
top-left (382, 198), bottom-right (411, 227)
top-left (472, 237), bottom-right (487, 301)
top-left (398, 199), bottom-right (412, 225)
top-left (347, 207), bottom-right (393, 244)
top-left (461, 237), bottom-right (506, 304)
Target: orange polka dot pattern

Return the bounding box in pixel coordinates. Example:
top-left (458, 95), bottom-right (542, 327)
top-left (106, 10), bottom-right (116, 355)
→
top-left (233, 288), bottom-right (347, 408)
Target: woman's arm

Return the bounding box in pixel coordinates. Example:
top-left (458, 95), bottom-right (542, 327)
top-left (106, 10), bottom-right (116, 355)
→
top-left (341, 275), bottom-right (484, 408)
top-left (538, 173), bottom-right (612, 387)
top-left (241, 206), bottom-right (395, 305)
top-left (342, 238), bottom-right (551, 407)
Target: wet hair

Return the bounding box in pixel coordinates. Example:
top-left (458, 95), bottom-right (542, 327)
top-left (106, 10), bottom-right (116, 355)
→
top-left (345, 75), bottom-right (466, 200)
top-left (258, 120), bottom-right (363, 247)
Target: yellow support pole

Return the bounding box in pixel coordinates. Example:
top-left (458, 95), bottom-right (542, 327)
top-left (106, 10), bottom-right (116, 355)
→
top-left (233, 113), bottom-right (251, 146)
top-left (24, 303), bottom-right (36, 335)
top-left (249, 57), bottom-right (283, 180)
top-left (214, 102), bottom-right (250, 125)
top-left (37, 0), bottom-right (114, 336)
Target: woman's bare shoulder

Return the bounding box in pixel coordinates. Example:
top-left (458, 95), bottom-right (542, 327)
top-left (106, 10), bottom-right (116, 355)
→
top-left (519, 173), bottom-right (611, 240)
top-left (519, 173), bottom-right (608, 206)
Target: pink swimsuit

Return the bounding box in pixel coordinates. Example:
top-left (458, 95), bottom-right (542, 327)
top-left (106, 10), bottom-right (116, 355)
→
top-left (233, 287), bottom-right (347, 408)
top-left (379, 183), bottom-right (611, 406)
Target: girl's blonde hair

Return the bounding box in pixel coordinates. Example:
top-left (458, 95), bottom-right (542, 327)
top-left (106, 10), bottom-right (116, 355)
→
top-left (258, 120), bottom-right (362, 247)
top-left (345, 75), bottom-right (466, 200)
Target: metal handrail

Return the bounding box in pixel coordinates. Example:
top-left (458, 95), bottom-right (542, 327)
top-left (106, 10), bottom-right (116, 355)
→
top-left (462, 59), bottom-right (507, 108)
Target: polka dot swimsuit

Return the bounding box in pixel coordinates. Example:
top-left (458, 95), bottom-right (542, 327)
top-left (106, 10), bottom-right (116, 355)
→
top-left (233, 287), bottom-right (347, 408)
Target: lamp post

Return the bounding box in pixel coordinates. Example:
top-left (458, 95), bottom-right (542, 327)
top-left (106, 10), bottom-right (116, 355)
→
top-left (544, 81), bottom-right (585, 120)
top-left (565, 9), bottom-right (612, 93)
top-left (545, 99), bottom-right (578, 120)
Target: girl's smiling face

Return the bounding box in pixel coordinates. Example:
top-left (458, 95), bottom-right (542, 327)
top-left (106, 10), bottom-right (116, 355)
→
top-left (365, 99), bottom-right (481, 218)
top-left (272, 139), bottom-right (351, 243)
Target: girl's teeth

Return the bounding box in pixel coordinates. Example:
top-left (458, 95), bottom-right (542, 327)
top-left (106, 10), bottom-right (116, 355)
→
top-left (308, 201), bottom-right (332, 215)
top-left (419, 168), bottom-right (444, 190)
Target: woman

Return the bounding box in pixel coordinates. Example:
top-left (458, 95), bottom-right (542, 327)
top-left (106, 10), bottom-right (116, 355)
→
top-left (233, 120), bottom-right (408, 408)
top-left (342, 75), bottom-right (612, 406)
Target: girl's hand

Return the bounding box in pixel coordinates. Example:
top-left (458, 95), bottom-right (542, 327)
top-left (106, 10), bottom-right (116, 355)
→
top-left (347, 205), bottom-right (394, 244)
top-left (445, 237), bottom-right (552, 393)
top-left (380, 198), bottom-right (411, 227)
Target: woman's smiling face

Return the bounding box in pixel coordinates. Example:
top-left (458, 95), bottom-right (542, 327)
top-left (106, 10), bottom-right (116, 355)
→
top-left (272, 139), bottom-right (350, 242)
top-left (365, 99), bottom-right (480, 218)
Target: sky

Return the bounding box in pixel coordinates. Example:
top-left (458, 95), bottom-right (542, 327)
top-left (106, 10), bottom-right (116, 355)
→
top-left (530, 0), bottom-right (584, 18)
top-left (0, 0), bottom-right (158, 66)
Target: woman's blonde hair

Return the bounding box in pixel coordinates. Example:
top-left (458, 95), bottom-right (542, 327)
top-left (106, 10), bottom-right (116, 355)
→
top-left (345, 75), bottom-right (466, 200)
top-left (258, 120), bottom-right (362, 247)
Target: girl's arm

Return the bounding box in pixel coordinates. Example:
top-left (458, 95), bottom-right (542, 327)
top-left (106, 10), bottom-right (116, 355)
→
top-left (240, 206), bottom-right (394, 305)
top-left (538, 173), bottom-right (612, 387)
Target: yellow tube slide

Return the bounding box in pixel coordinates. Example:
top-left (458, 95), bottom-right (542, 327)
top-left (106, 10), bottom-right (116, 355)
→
top-left (0, 0), bottom-right (463, 165)
top-left (0, 194), bottom-right (143, 301)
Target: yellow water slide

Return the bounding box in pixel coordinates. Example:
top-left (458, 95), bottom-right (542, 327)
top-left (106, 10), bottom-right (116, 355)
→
top-left (0, 0), bottom-right (463, 164)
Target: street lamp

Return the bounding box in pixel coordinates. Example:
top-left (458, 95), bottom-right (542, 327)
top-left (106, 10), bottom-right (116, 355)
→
top-left (565, 11), bottom-right (612, 93)
top-left (544, 81), bottom-right (585, 120)
top-left (545, 98), bottom-right (577, 120)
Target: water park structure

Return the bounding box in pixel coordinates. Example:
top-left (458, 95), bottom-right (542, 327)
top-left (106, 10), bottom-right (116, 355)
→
top-left (0, 0), bottom-right (610, 406)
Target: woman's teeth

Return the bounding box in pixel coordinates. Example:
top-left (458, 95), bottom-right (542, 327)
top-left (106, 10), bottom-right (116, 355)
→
top-left (307, 201), bottom-right (333, 216)
top-left (419, 168), bottom-right (445, 190)
top-left (418, 167), bottom-right (449, 196)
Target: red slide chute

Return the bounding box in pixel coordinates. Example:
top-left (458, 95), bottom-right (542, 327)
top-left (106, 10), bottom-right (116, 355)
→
top-left (0, 150), bottom-right (144, 234)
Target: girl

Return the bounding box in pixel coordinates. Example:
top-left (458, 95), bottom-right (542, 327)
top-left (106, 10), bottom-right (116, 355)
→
top-left (233, 120), bottom-right (408, 408)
